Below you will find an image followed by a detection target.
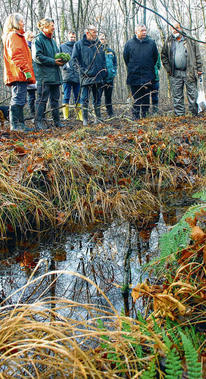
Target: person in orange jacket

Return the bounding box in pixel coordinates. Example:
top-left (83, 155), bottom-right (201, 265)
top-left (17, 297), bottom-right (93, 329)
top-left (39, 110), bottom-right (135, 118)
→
top-left (2, 13), bottom-right (36, 132)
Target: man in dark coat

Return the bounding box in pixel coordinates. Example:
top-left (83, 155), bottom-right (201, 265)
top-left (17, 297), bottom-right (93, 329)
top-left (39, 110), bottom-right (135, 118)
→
top-left (123, 24), bottom-right (158, 120)
top-left (32, 18), bottom-right (64, 130)
top-left (60, 31), bottom-right (82, 120)
top-left (72, 25), bottom-right (107, 126)
top-left (161, 22), bottom-right (203, 116)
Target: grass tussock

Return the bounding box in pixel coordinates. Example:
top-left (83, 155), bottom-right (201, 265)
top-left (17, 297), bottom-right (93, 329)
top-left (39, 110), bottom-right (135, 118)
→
top-left (0, 114), bottom-right (205, 237)
top-left (0, 267), bottom-right (151, 378)
top-left (0, 257), bottom-right (205, 378)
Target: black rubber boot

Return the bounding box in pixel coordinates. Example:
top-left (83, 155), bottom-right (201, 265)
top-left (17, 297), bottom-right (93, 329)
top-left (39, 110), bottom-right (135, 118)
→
top-left (106, 105), bottom-right (114, 117)
top-left (52, 108), bottom-right (64, 128)
top-left (35, 103), bottom-right (49, 130)
top-left (19, 106), bottom-right (34, 132)
top-left (94, 106), bottom-right (102, 124)
top-left (9, 105), bottom-right (23, 131)
top-left (35, 120), bottom-right (48, 130)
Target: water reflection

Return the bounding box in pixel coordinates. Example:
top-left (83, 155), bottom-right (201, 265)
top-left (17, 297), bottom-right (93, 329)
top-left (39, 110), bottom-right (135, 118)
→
top-left (0, 211), bottom-right (174, 318)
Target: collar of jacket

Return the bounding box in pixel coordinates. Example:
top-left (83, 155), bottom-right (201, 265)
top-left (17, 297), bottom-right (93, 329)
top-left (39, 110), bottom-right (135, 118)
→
top-left (171, 34), bottom-right (185, 42)
top-left (63, 41), bottom-right (75, 47)
top-left (41, 31), bottom-right (53, 39)
top-left (68, 41), bottom-right (75, 46)
top-left (15, 29), bottom-right (25, 37)
top-left (83, 34), bottom-right (98, 46)
top-left (133, 35), bottom-right (149, 43)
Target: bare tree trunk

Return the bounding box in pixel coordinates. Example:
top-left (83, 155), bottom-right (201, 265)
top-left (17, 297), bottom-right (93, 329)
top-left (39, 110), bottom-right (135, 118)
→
top-left (37, 0), bottom-right (45, 20)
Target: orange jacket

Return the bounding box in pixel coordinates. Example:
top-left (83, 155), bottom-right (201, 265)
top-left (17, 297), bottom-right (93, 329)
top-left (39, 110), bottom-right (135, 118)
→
top-left (3, 30), bottom-right (36, 86)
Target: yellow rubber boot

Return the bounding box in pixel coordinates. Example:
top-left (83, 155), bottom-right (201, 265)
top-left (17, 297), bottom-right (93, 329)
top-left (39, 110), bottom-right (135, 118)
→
top-left (63, 104), bottom-right (69, 120)
top-left (76, 103), bottom-right (83, 121)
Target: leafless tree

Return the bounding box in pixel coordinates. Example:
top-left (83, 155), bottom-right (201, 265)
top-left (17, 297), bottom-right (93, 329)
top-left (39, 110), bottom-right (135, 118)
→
top-left (0, 0), bottom-right (206, 105)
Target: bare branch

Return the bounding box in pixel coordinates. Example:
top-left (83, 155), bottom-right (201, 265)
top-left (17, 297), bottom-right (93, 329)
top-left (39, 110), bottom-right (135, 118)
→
top-left (133, 0), bottom-right (206, 44)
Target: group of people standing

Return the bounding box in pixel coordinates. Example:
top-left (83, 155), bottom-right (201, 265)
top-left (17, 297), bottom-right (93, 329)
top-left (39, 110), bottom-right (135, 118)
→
top-left (124, 22), bottom-right (203, 120)
top-left (2, 15), bottom-right (117, 131)
top-left (2, 13), bottom-right (203, 133)
top-left (61, 26), bottom-right (117, 126)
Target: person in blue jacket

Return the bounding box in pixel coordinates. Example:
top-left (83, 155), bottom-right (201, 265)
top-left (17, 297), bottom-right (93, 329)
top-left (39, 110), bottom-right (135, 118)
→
top-left (123, 24), bottom-right (158, 120)
top-left (99, 33), bottom-right (117, 118)
top-left (60, 31), bottom-right (82, 120)
top-left (32, 18), bottom-right (64, 130)
top-left (72, 25), bottom-right (107, 126)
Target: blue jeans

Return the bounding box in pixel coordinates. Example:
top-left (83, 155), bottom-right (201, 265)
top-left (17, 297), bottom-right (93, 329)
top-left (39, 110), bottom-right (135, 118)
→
top-left (81, 84), bottom-right (102, 109)
top-left (36, 83), bottom-right (60, 122)
top-left (63, 82), bottom-right (80, 104)
top-left (11, 82), bottom-right (27, 106)
top-left (27, 89), bottom-right (36, 114)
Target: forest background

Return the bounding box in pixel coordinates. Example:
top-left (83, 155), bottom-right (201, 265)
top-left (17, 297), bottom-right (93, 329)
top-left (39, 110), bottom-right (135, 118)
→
top-left (1, 0), bottom-right (206, 112)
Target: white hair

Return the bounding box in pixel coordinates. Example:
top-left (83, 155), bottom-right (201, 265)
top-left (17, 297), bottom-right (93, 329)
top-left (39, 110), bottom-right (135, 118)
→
top-left (2, 13), bottom-right (24, 38)
top-left (84, 25), bottom-right (97, 34)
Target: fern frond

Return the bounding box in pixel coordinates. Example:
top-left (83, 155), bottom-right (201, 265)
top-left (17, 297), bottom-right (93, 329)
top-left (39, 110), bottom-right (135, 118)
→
top-left (180, 332), bottom-right (202, 379)
top-left (165, 318), bottom-right (182, 349)
top-left (184, 325), bottom-right (205, 352)
top-left (151, 315), bottom-right (162, 334)
top-left (160, 204), bottom-right (206, 260)
top-left (192, 190), bottom-right (206, 201)
top-left (141, 359), bottom-right (156, 379)
top-left (161, 329), bottom-right (172, 349)
top-left (165, 347), bottom-right (182, 379)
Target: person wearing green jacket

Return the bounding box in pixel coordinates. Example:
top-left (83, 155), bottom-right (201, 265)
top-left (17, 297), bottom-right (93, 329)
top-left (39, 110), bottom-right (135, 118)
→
top-left (32, 18), bottom-right (64, 130)
top-left (151, 52), bottom-right (161, 114)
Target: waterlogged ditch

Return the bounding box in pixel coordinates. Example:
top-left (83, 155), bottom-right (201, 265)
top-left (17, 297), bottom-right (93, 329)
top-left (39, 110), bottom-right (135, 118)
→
top-left (0, 194), bottom-right (205, 377)
top-left (0, 202), bottom-right (192, 316)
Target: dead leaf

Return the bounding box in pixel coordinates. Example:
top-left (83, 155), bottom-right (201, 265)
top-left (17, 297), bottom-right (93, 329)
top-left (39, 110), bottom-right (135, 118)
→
top-left (154, 293), bottom-right (186, 320)
top-left (191, 226), bottom-right (206, 243)
top-left (203, 245), bottom-right (206, 264)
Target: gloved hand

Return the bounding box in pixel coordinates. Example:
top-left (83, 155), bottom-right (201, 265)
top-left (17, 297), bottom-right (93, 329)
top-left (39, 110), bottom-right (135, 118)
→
top-left (24, 72), bottom-right (32, 80)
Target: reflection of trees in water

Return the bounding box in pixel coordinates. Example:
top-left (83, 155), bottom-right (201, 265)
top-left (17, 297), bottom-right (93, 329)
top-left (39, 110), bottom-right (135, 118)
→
top-left (0, 215), bottom-right (170, 318)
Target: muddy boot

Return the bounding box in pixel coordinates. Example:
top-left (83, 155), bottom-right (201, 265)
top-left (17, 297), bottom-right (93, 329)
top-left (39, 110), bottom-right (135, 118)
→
top-left (94, 106), bottom-right (103, 124)
top-left (52, 108), bottom-right (64, 128)
top-left (10, 105), bottom-right (24, 131)
top-left (35, 102), bottom-right (48, 127)
top-left (82, 107), bottom-right (88, 126)
top-left (106, 104), bottom-right (114, 117)
top-left (36, 119), bottom-right (51, 131)
top-left (19, 106), bottom-right (34, 132)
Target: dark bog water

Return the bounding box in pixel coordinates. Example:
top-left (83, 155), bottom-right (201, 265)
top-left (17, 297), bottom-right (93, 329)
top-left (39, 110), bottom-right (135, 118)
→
top-left (0, 198), bottom-right (196, 317)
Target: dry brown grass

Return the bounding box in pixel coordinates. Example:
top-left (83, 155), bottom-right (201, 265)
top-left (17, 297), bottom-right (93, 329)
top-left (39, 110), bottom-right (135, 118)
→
top-left (0, 268), bottom-right (157, 378)
top-left (0, 114), bottom-right (205, 238)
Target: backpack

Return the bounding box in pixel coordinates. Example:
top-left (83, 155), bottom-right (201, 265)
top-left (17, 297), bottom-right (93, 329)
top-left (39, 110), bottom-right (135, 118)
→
top-left (105, 50), bottom-right (117, 82)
